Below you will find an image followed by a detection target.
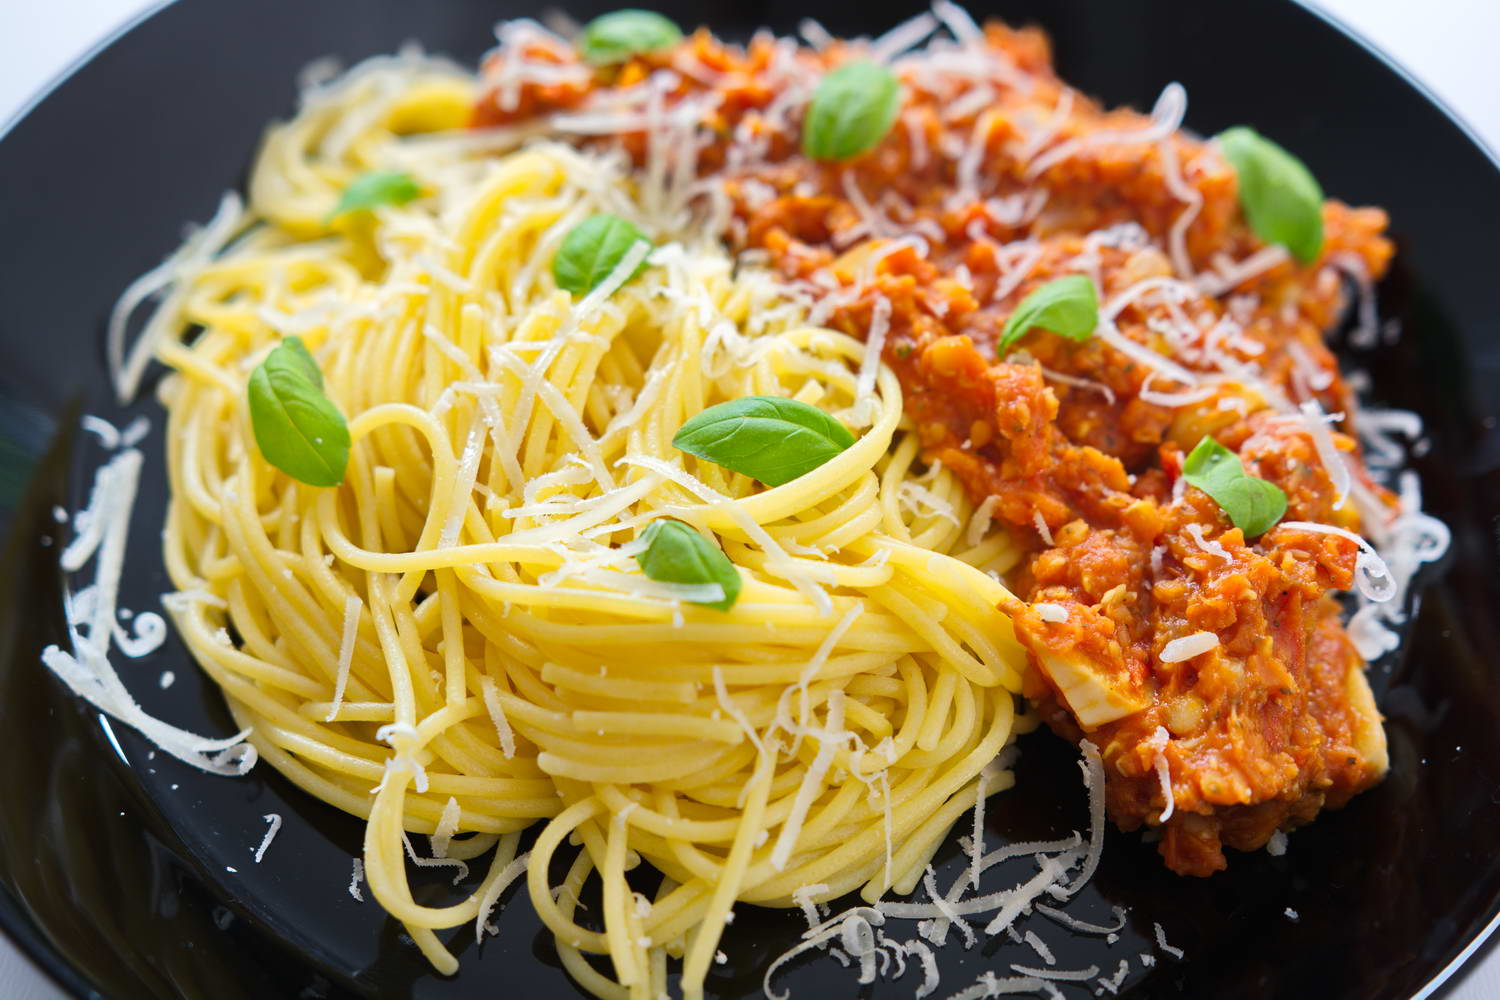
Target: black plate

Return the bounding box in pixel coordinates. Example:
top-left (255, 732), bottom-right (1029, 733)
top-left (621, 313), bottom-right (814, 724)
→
top-left (2, 1), bottom-right (1498, 998)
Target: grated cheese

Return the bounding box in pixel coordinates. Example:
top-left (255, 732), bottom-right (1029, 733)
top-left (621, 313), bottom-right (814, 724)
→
top-left (1159, 632), bottom-right (1218, 663)
top-left (1031, 511), bottom-right (1054, 546)
top-left (1154, 748), bottom-right (1175, 824)
top-left (1153, 922), bottom-right (1184, 960)
top-left (905, 939), bottom-right (941, 998)
top-left (771, 692), bottom-right (846, 870)
top-left (983, 855), bottom-right (1072, 936)
top-left (401, 830), bottom-right (469, 885)
top-left (432, 797), bottom-right (461, 858)
top-left (480, 676), bottom-right (518, 759)
top-left (45, 442), bottom-right (256, 776)
top-left (1009, 962), bottom-right (1098, 981)
top-left (1095, 959), bottom-right (1130, 996)
top-left (1064, 741), bottom-right (1106, 897)
top-left (325, 594), bottom-right (361, 722)
top-left (1022, 929), bottom-right (1056, 966)
top-left (349, 858), bottom-right (365, 901)
top-left (868, 11), bottom-right (939, 63)
top-left (1183, 523), bottom-right (1229, 563)
top-left (922, 865), bottom-right (976, 948)
top-left (792, 884), bottom-right (831, 939)
top-left (253, 813), bottom-right (282, 863)
top-left (1276, 521), bottom-right (1396, 603)
top-left (945, 971), bottom-right (1063, 1000)
top-left (475, 850), bottom-right (532, 939)
top-left (851, 296), bottom-right (892, 427)
top-left (966, 495), bottom-right (1002, 548)
top-left (1296, 400), bottom-right (1351, 506)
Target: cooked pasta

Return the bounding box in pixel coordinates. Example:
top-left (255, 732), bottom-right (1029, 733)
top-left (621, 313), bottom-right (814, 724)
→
top-left (141, 55), bottom-right (1030, 999)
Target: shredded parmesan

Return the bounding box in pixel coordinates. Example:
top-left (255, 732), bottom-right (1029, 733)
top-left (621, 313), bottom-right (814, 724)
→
top-left (1159, 632), bottom-right (1219, 663)
top-left (1096, 959), bottom-right (1130, 996)
top-left (771, 692), bottom-right (846, 870)
top-left (1031, 511), bottom-right (1054, 546)
top-left (1297, 400), bottom-right (1351, 506)
top-left (968, 771), bottom-right (987, 890)
top-left (1064, 741), bottom-right (1106, 897)
top-left (923, 865), bottom-right (977, 948)
top-left (1022, 929), bottom-right (1056, 966)
top-left (480, 676), bottom-right (518, 759)
top-left (966, 495), bottom-right (1002, 547)
top-left (1183, 523), bottom-right (1229, 563)
top-left (401, 830), bottom-right (469, 885)
top-left (1154, 749), bottom-right (1175, 823)
top-left (349, 858), bottom-right (365, 901)
top-left (792, 884), bottom-right (830, 938)
top-left (1034, 903), bottom-right (1127, 936)
top-left (253, 813), bottom-right (282, 863)
top-left (905, 939), bottom-right (941, 998)
top-left (432, 797), bottom-right (462, 858)
top-left (1009, 962), bottom-right (1098, 981)
top-left (325, 594), bottom-right (361, 722)
top-left (1154, 922), bottom-right (1185, 960)
top-left (475, 850), bottom-right (532, 939)
top-left (1276, 521), bottom-right (1396, 603)
top-left (45, 442), bottom-right (256, 776)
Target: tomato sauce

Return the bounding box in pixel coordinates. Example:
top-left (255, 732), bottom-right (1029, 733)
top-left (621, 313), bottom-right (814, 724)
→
top-left (474, 19), bottom-right (1396, 875)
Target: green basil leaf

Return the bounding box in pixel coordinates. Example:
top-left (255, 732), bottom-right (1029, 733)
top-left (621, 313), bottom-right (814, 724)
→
top-left (578, 10), bottom-right (683, 66)
top-left (273, 335), bottom-right (324, 389)
top-left (636, 520), bottom-right (742, 611)
top-left (1181, 436), bottom-right (1287, 538)
top-left (802, 61), bottom-right (903, 162)
top-left (248, 337), bottom-right (350, 488)
top-left (997, 274), bottom-right (1099, 355)
top-left (327, 170), bottom-right (422, 222)
top-left (672, 395), bottom-right (856, 486)
top-left (1216, 126), bottom-right (1324, 264)
top-left (553, 213), bottom-right (653, 297)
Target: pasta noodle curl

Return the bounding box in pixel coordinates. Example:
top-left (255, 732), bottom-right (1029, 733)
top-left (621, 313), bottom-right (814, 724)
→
top-left (149, 55), bottom-right (1030, 1000)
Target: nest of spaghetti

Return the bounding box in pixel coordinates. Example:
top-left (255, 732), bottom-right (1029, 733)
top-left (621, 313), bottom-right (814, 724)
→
top-left (144, 57), bottom-right (1036, 1000)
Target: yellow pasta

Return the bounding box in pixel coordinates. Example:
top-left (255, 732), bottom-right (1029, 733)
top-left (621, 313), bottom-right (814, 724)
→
top-left (141, 55), bottom-right (1030, 1000)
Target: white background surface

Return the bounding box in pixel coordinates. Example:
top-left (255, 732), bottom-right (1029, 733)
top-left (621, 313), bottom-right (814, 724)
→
top-left (1, 1), bottom-right (1498, 998)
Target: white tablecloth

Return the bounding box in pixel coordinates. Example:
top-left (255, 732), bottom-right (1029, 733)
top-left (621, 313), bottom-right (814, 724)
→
top-left (1, 1), bottom-right (1497, 997)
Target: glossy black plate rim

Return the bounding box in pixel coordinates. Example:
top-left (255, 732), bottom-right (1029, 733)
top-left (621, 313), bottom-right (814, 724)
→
top-left (1249, 11), bottom-right (1500, 995)
top-left (0, 1), bottom-right (1497, 998)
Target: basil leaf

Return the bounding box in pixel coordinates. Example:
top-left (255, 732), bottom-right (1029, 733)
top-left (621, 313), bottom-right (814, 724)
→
top-left (553, 213), bottom-right (652, 297)
top-left (327, 170), bottom-right (422, 222)
top-left (1216, 126), bottom-right (1324, 264)
top-left (997, 274), bottom-right (1099, 356)
top-left (672, 395), bottom-right (856, 486)
top-left (1181, 436), bottom-right (1287, 538)
top-left (802, 61), bottom-right (903, 162)
top-left (636, 520), bottom-right (742, 611)
top-left (578, 10), bottom-right (683, 66)
top-left (274, 335), bottom-right (324, 389)
top-left (248, 337), bottom-right (350, 488)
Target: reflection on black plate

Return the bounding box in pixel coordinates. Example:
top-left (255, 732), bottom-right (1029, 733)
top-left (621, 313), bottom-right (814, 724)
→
top-left (0, 1), bottom-right (1498, 998)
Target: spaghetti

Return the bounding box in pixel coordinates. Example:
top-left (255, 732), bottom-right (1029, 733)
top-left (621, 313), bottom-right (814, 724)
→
top-left (133, 53), bottom-right (1031, 999)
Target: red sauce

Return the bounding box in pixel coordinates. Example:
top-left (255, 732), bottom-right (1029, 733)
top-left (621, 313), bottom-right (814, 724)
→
top-left (473, 20), bottom-right (1397, 875)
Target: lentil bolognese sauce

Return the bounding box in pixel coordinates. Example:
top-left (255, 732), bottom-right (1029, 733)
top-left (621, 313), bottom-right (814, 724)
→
top-left (473, 4), bottom-right (1445, 876)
